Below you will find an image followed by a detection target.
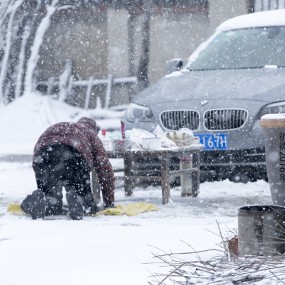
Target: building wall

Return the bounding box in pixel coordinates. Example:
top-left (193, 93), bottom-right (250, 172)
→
top-left (149, 12), bottom-right (210, 83)
top-left (107, 9), bottom-right (129, 80)
top-left (38, 8), bottom-right (108, 81)
top-left (209, 0), bottom-right (247, 30)
top-left (38, 1), bottom-right (248, 107)
top-left (107, 0), bottom-right (247, 85)
top-left (38, 8), bottom-right (108, 107)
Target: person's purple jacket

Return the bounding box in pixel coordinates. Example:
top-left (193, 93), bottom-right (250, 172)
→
top-left (33, 117), bottom-right (115, 207)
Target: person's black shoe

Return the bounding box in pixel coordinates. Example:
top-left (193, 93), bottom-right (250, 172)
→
top-left (29, 190), bottom-right (46, 220)
top-left (66, 191), bottom-right (84, 220)
top-left (21, 194), bottom-right (32, 214)
top-left (82, 192), bottom-right (100, 215)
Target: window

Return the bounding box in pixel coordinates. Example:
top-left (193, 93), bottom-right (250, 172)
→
top-left (188, 26), bottom-right (285, 70)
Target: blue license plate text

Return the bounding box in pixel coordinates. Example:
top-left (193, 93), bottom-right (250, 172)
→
top-left (196, 133), bottom-right (228, 150)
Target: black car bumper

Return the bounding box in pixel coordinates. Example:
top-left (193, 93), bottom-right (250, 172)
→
top-left (200, 148), bottom-right (267, 182)
top-left (132, 147), bottom-right (267, 183)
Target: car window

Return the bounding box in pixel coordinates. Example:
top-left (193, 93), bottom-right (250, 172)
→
top-left (188, 26), bottom-right (285, 70)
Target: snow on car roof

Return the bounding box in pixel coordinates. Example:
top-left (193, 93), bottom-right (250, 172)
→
top-left (217, 9), bottom-right (285, 31)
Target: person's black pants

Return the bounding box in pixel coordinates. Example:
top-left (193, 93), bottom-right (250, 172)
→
top-left (32, 144), bottom-right (94, 215)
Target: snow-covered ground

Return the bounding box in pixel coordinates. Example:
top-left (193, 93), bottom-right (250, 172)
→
top-left (0, 93), bottom-right (273, 285)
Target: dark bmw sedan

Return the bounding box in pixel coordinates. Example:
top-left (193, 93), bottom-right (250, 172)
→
top-left (124, 9), bottom-right (285, 182)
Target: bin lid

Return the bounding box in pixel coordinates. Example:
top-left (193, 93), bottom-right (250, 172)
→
top-left (260, 114), bottom-right (285, 128)
top-left (238, 205), bottom-right (285, 214)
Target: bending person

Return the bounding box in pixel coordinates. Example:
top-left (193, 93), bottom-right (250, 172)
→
top-left (21, 117), bottom-right (115, 220)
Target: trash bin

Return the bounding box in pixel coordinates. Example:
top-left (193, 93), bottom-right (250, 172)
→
top-left (260, 114), bottom-right (285, 205)
top-left (238, 205), bottom-right (285, 256)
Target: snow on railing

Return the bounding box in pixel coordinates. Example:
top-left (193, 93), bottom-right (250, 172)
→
top-left (35, 75), bottom-right (137, 110)
top-left (254, 0), bottom-right (285, 11)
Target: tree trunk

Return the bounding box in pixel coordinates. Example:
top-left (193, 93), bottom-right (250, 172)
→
top-left (136, 10), bottom-right (150, 92)
top-left (24, 0), bottom-right (59, 94)
top-left (127, 13), bottom-right (136, 77)
top-left (0, 0), bottom-right (25, 105)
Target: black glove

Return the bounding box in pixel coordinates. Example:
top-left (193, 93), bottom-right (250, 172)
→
top-left (104, 203), bottom-right (115, 210)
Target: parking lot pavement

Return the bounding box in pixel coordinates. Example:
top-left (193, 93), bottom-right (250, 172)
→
top-left (0, 154), bottom-right (32, 163)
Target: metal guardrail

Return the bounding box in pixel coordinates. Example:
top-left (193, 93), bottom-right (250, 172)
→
top-left (36, 75), bottom-right (137, 109)
top-left (254, 0), bottom-right (285, 11)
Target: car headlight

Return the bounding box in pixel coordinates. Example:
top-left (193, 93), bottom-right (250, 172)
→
top-left (260, 101), bottom-right (285, 117)
top-left (125, 103), bottom-right (155, 123)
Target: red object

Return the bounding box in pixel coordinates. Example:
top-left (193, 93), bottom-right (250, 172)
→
top-left (121, 121), bottom-right (125, 139)
top-left (102, 129), bottom-right (106, 137)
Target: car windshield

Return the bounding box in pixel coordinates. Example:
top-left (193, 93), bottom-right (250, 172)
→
top-left (187, 26), bottom-right (285, 70)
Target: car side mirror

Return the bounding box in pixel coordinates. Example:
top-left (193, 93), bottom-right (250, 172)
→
top-left (165, 58), bottom-right (183, 74)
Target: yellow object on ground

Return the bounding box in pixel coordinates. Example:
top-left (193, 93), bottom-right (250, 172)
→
top-left (7, 203), bottom-right (26, 215)
top-left (97, 203), bottom-right (159, 216)
top-left (7, 202), bottom-right (159, 217)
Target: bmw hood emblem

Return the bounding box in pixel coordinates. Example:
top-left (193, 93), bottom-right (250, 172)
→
top-left (201, 100), bottom-right (208, 106)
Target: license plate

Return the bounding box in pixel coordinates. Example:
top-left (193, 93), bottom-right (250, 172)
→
top-left (196, 133), bottom-right (228, 150)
